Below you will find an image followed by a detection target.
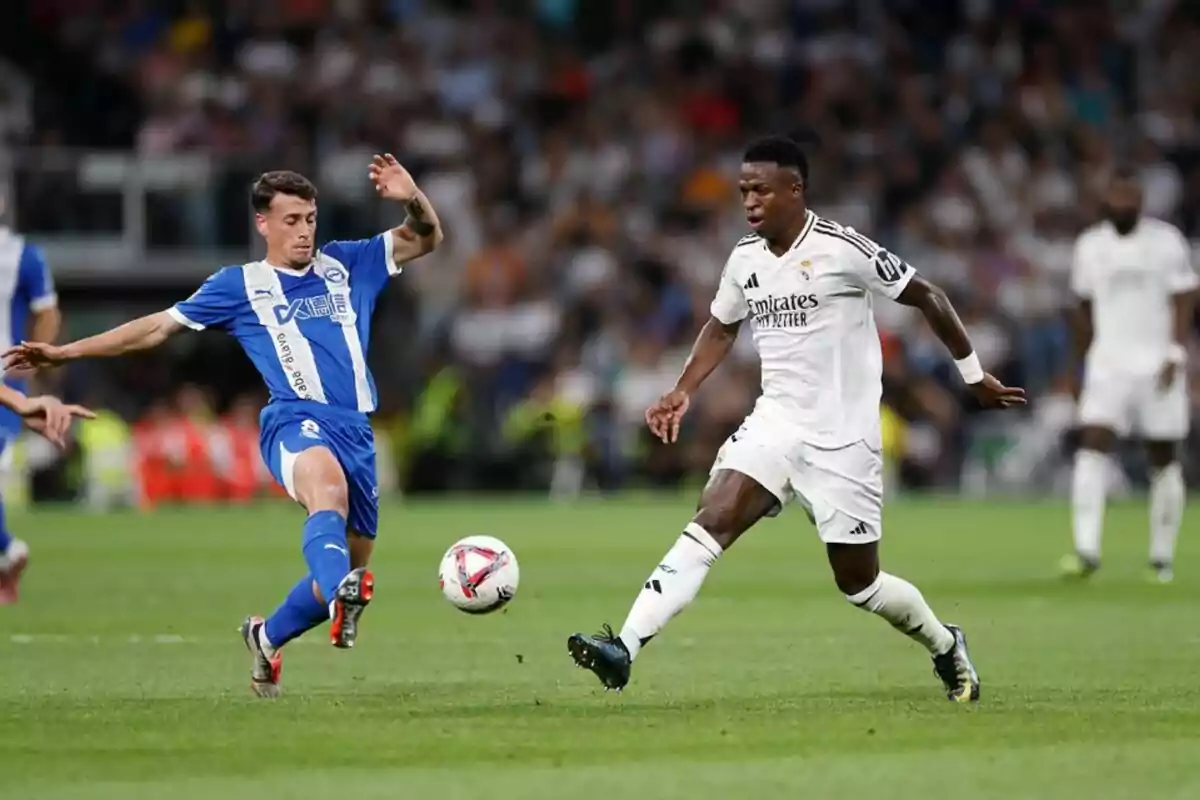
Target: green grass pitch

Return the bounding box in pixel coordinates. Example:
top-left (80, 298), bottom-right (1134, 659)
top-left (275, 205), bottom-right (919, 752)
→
top-left (1, 496), bottom-right (1198, 799)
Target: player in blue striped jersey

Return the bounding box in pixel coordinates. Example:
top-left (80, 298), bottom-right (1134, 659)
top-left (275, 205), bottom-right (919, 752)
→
top-left (5, 156), bottom-right (443, 696)
top-left (0, 212), bottom-right (64, 603)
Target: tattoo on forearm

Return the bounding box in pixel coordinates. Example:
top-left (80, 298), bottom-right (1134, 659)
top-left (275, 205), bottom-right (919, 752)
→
top-left (405, 196), bottom-right (436, 237)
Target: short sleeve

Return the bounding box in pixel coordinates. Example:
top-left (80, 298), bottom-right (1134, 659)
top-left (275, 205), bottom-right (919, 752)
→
top-left (168, 268), bottom-right (243, 331)
top-left (1070, 237), bottom-right (1093, 299)
top-left (710, 256), bottom-right (749, 324)
top-left (1164, 229), bottom-right (1199, 294)
top-left (320, 234), bottom-right (395, 294)
top-left (17, 243), bottom-right (56, 312)
top-left (841, 231), bottom-right (915, 300)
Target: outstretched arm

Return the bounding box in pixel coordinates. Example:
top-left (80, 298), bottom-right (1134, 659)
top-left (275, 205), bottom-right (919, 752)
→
top-left (647, 317), bottom-right (742, 443)
top-left (3, 311), bottom-right (185, 371)
top-left (675, 317), bottom-right (742, 395)
top-left (370, 154), bottom-right (444, 267)
top-left (895, 274), bottom-right (1025, 407)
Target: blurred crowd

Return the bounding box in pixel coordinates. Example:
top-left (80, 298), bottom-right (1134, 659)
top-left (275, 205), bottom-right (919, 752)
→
top-left (7, 0), bottom-right (1200, 500)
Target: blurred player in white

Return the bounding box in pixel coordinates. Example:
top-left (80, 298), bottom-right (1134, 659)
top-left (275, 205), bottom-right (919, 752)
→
top-left (567, 134), bottom-right (1025, 703)
top-left (1063, 168), bottom-right (1197, 583)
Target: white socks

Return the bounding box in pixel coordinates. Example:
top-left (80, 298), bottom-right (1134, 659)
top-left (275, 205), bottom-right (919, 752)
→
top-left (1072, 449), bottom-right (1109, 562)
top-left (1149, 462), bottom-right (1185, 566)
top-left (1073, 450), bottom-right (1186, 567)
top-left (846, 572), bottom-right (955, 655)
top-left (618, 523), bottom-right (722, 660)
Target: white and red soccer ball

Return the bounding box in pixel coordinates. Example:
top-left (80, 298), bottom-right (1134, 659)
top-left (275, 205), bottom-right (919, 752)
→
top-left (438, 535), bottom-right (520, 614)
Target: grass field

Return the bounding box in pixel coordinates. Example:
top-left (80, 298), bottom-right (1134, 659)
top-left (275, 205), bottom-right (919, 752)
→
top-left (1, 496), bottom-right (1199, 799)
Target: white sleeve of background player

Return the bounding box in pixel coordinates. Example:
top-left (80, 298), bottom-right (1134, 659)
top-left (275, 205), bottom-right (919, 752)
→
top-left (1164, 228), bottom-right (1199, 294)
top-left (710, 254), bottom-right (749, 324)
top-left (1069, 235), bottom-right (1094, 299)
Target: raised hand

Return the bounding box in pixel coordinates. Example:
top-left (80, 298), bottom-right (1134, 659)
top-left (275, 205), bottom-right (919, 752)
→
top-left (645, 389), bottom-right (691, 443)
top-left (368, 153), bottom-right (418, 202)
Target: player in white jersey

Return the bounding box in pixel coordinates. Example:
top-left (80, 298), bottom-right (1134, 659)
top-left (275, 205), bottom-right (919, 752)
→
top-left (1062, 168), bottom-right (1197, 583)
top-left (567, 135), bottom-right (1025, 703)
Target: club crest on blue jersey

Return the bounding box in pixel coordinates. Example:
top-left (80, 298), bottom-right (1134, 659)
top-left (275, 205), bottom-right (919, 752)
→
top-left (321, 265), bottom-right (348, 285)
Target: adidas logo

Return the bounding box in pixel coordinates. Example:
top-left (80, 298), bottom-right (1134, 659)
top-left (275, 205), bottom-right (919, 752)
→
top-left (743, 273), bottom-right (760, 290)
top-left (848, 521), bottom-right (869, 537)
top-left (644, 579), bottom-right (663, 594)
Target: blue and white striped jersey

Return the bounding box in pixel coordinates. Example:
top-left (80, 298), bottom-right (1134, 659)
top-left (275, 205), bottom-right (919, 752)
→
top-left (168, 234), bottom-right (399, 415)
top-left (0, 227), bottom-right (57, 434)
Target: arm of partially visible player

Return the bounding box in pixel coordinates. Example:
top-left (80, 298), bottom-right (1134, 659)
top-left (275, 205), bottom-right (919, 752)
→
top-left (369, 154), bottom-right (444, 270)
top-left (17, 244), bottom-right (61, 345)
top-left (1160, 229), bottom-right (1198, 389)
top-left (0, 384), bottom-right (94, 447)
top-left (647, 261), bottom-right (747, 443)
top-left (1067, 236), bottom-right (1093, 398)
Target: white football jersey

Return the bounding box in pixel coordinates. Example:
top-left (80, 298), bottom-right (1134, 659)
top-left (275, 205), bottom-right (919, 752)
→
top-left (1071, 218), bottom-right (1198, 378)
top-left (710, 210), bottom-right (914, 449)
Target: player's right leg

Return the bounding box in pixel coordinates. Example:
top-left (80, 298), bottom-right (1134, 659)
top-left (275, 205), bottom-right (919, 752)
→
top-left (567, 468), bottom-right (779, 691)
top-left (1064, 424), bottom-right (1119, 578)
top-left (281, 444), bottom-right (374, 650)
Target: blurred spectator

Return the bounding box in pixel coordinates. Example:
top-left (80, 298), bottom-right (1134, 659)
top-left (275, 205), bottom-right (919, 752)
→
top-left (6, 0), bottom-right (1200, 499)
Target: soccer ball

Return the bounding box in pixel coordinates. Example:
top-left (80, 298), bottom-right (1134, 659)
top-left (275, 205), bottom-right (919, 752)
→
top-left (438, 535), bottom-right (519, 614)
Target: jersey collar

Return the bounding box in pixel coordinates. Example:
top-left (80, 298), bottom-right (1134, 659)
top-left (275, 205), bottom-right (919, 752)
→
top-left (262, 258), bottom-right (313, 277)
top-left (762, 210), bottom-right (816, 257)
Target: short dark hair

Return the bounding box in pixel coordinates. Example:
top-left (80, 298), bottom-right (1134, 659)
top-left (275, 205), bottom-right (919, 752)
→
top-left (742, 128), bottom-right (819, 182)
top-left (250, 170), bottom-right (318, 212)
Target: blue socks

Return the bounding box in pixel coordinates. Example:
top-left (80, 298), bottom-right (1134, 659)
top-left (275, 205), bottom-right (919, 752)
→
top-left (301, 510), bottom-right (351, 604)
top-left (263, 575), bottom-right (328, 648)
top-left (0, 498), bottom-right (11, 553)
top-left (259, 510), bottom-right (350, 650)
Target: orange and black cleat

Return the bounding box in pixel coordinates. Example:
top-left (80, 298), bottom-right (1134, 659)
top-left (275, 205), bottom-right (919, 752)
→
top-left (329, 568), bottom-right (374, 649)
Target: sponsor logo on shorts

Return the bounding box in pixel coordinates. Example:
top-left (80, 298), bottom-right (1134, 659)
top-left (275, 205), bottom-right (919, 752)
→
top-left (847, 521), bottom-right (870, 537)
top-left (300, 420), bottom-right (321, 439)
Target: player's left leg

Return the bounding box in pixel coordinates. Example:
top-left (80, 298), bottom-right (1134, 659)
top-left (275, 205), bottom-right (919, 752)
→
top-left (0, 441), bottom-right (28, 605)
top-left (1137, 375), bottom-right (1188, 583)
top-left (1144, 439), bottom-right (1185, 583)
top-left (807, 442), bottom-right (978, 702)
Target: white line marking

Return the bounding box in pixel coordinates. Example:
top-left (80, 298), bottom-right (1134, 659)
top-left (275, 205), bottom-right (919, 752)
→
top-left (6, 634), bottom-right (323, 646)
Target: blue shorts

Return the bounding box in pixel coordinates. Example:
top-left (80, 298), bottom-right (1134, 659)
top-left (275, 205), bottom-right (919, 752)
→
top-left (260, 401), bottom-right (379, 538)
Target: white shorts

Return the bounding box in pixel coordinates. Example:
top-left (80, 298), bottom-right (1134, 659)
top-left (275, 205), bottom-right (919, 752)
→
top-left (708, 412), bottom-right (883, 544)
top-left (1078, 371), bottom-right (1189, 440)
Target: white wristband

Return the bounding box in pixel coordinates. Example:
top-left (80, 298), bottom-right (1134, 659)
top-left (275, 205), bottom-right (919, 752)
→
top-left (954, 352), bottom-right (985, 384)
top-left (1167, 344), bottom-right (1187, 365)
